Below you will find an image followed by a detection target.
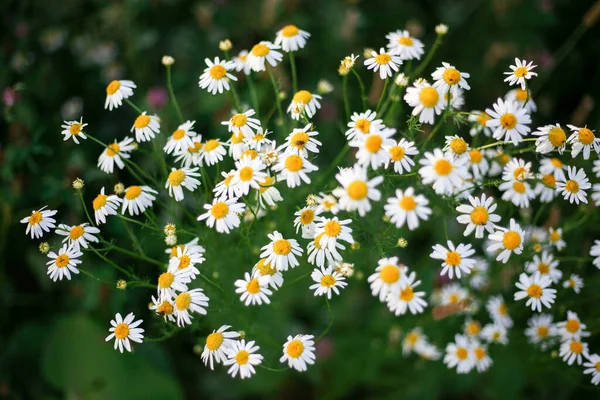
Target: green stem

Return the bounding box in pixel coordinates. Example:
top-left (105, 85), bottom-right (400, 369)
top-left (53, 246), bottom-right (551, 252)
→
top-left (318, 144), bottom-right (350, 186)
top-left (116, 214), bottom-right (161, 232)
top-left (229, 81), bottom-right (242, 111)
top-left (281, 272), bottom-right (311, 288)
top-left (410, 34), bottom-right (443, 79)
top-left (199, 272), bottom-right (225, 293)
top-left (421, 111), bottom-right (447, 149)
top-left (247, 73), bottom-right (260, 117)
top-left (375, 79), bottom-right (389, 115)
top-left (166, 65), bottom-right (184, 123)
top-left (258, 365), bottom-right (289, 372)
top-left (78, 191), bottom-right (95, 226)
top-left (342, 75), bottom-right (350, 121)
top-left (289, 51), bottom-right (298, 95)
top-left (267, 66), bottom-right (287, 132)
top-left (317, 298), bottom-right (334, 342)
top-left (101, 239), bottom-right (165, 268)
top-left (79, 269), bottom-right (113, 285)
top-left (124, 98), bottom-right (143, 114)
top-left (351, 69), bottom-right (367, 111)
top-left (90, 246), bottom-right (133, 278)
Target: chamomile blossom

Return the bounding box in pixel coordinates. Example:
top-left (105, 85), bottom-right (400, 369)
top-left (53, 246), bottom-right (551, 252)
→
top-left (199, 139), bottom-right (227, 166)
top-left (563, 274), bottom-right (584, 294)
top-left (275, 24), bottom-right (310, 52)
top-left (222, 109), bottom-right (261, 139)
top-left (345, 110), bottom-right (383, 141)
top-left (385, 30), bottom-right (424, 60)
top-left (46, 244), bottom-right (82, 281)
top-left (468, 111), bottom-right (492, 137)
top-left (199, 57), bottom-right (237, 94)
top-left (533, 124), bottom-right (567, 154)
top-left (439, 283), bottom-right (470, 307)
top-left (197, 197), bottom-right (245, 234)
top-left (486, 98), bottom-right (531, 145)
top-left (273, 153), bottom-right (318, 188)
top-left (244, 128), bottom-right (272, 151)
top-left (92, 187), bottom-right (122, 225)
top-left (560, 338), bottom-right (589, 366)
top-left (384, 138), bottom-right (418, 174)
top-left (257, 175), bottom-right (283, 208)
top-left (164, 121), bottom-right (197, 155)
top-left (486, 295), bottom-right (513, 328)
top-left (306, 232), bottom-right (345, 268)
top-left (201, 325), bottom-right (240, 370)
top-left (104, 79), bottom-right (136, 111)
top-left (499, 179), bottom-right (536, 208)
top-left (444, 135), bottom-right (469, 159)
top-left (61, 117), bottom-right (88, 143)
top-left (431, 241), bottom-right (476, 279)
top-left (309, 265), bottom-right (347, 299)
top-left (230, 155), bottom-right (267, 196)
top-left (487, 219), bottom-right (526, 263)
top-left (364, 48), bottom-right (402, 79)
top-left (98, 137), bottom-right (135, 173)
top-left (514, 272), bottom-right (556, 312)
top-left (525, 314), bottom-right (556, 345)
top-left (557, 311), bottom-right (590, 341)
top-left (386, 271), bottom-right (427, 315)
top-left (504, 58), bottom-right (537, 89)
top-left (228, 131), bottom-right (246, 160)
top-left (384, 187), bottom-right (431, 230)
top-left (418, 148), bottom-right (470, 195)
top-left (246, 41), bottom-right (283, 72)
top-left (150, 296), bottom-right (176, 323)
top-left (156, 268), bottom-right (193, 300)
top-left (456, 194), bottom-right (500, 238)
top-left (279, 334), bottom-right (316, 372)
top-left (556, 166), bottom-right (591, 205)
top-left (583, 354), bottom-right (600, 385)
top-left (167, 245), bottom-right (205, 279)
top-left (232, 50), bottom-right (251, 75)
top-left (333, 165), bottom-right (383, 216)
top-left (548, 227), bottom-right (566, 251)
top-left (252, 258), bottom-right (284, 290)
top-left (525, 251), bottom-right (562, 283)
top-left (534, 172), bottom-right (558, 203)
top-left (367, 257), bottom-right (407, 302)
top-left (121, 185), bottom-right (157, 216)
top-left (472, 341), bottom-right (493, 372)
top-left (566, 124), bottom-right (600, 160)
top-left (104, 312), bottom-right (144, 353)
top-left (260, 231), bottom-right (303, 271)
top-left (505, 87), bottom-right (537, 113)
top-left (131, 112), bottom-right (160, 142)
top-left (444, 334), bottom-right (475, 374)
top-left (55, 223), bottom-right (100, 250)
top-left (404, 79), bottom-right (445, 124)
top-left (21, 206), bottom-right (57, 239)
top-left (280, 124), bottom-right (321, 156)
top-left (293, 206), bottom-right (319, 239)
top-left (287, 90), bottom-right (322, 120)
top-left (314, 216), bottom-right (354, 249)
top-left (315, 192), bottom-right (340, 215)
top-left (481, 323), bottom-right (508, 345)
top-left (431, 62), bottom-right (470, 96)
top-left (173, 289), bottom-right (209, 327)
top-left (351, 127), bottom-right (395, 170)
top-left (165, 167), bottom-right (201, 202)
top-left (223, 340), bottom-right (263, 379)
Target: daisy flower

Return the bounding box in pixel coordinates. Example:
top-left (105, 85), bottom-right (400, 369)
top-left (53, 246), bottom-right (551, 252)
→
top-left (230, 155), bottom-right (267, 196)
top-left (525, 314), bottom-right (557, 345)
top-left (505, 87), bottom-right (537, 113)
top-left (333, 165), bottom-right (383, 216)
top-left (150, 296), bottom-right (176, 323)
top-left (556, 166), bottom-right (591, 205)
top-left (21, 206), bottom-right (57, 239)
top-left (200, 139), bottom-right (227, 166)
top-left (591, 240), bottom-right (600, 268)
top-left (504, 58), bottom-right (537, 89)
top-left (280, 123), bottom-right (321, 156)
top-left (314, 216), bottom-right (354, 249)
top-left (257, 175), bottom-right (283, 208)
top-left (260, 231), bottom-right (302, 271)
top-left (592, 183), bottom-right (600, 205)
top-left (444, 135), bottom-right (469, 159)
top-left (404, 79), bottom-right (445, 124)
top-left (201, 325), bottom-right (240, 370)
top-left (345, 110), bottom-right (383, 141)
top-left (275, 24), bottom-right (310, 52)
top-left (287, 90), bottom-right (322, 120)
top-left (444, 334), bottom-right (475, 374)
top-left (557, 310), bottom-right (590, 340)
top-left (367, 257), bottom-right (407, 302)
top-left (306, 232), bottom-right (345, 268)
top-left (386, 271), bottom-right (427, 315)
top-left (485, 98), bottom-right (531, 145)
top-left (55, 223), bottom-right (100, 250)
top-left (131, 112), bottom-right (160, 143)
top-left (418, 148), bottom-right (470, 195)
top-left (431, 241), bottom-right (476, 279)
top-left (559, 339), bottom-right (589, 366)
top-left (293, 206), bottom-right (319, 239)
top-left (471, 341), bottom-right (493, 373)
top-left (165, 167), bottom-right (201, 201)
top-left (364, 48), bottom-right (402, 79)
top-left (481, 323), bottom-right (508, 345)
top-left (432, 62), bottom-right (470, 96)
top-left (566, 124), bottom-right (600, 159)
top-left (164, 120), bottom-right (197, 155)
top-left (246, 41), bottom-right (283, 72)
top-left (514, 272), bottom-right (556, 312)
top-left (486, 295), bottom-right (513, 328)
top-left (309, 265), bottom-right (347, 299)
top-left (464, 320), bottom-right (482, 338)
top-left (583, 354), bottom-right (600, 385)
top-left (92, 187), bottom-right (122, 225)
top-left (61, 117), bottom-right (87, 144)
top-left (121, 185), bottom-right (157, 216)
top-left (252, 258), bottom-right (284, 290)
top-left (244, 127), bottom-right (273, 151)
top-left (97, 137), bottom-right (135, 174)
top-left (548, 227), bottom-right (566, 251)
top-left (167, 245), bottom-right (205, 279)
top-left (228, 131), bottom-right (246, 160)
top-left (351, 127), bottom-right (395, 170)
top-left (199, 57), bottom-right (237, 94)
top-left (540, 157), bottom-right (567, 180)
top-left (499, 179), bottom-right (536, 208)
top-left (385, 30), bottom-right (424, 60)
top-left (468, 111), bottom-right (492, 137)
top-left (563, 274), bottom-right (584, 294)
top-left (455, 194), bottom-right (500, 238)
top-left (402, 328), bottom-right (426, 355)
top-left (315, 192), bottom-right (340, 215)
top-left (384, 138), bottom-right (418, 174)
top-left (232, 50), bottom-right (251, 75)
top-left (416, 342), bottom-right (442, 361)
top-left (156, 268), bottom-right (193, 300)
top-left (104, 80), bottom-right (136, 111)
top-left (197, 197), bottom-right (245, 234)
top-left (439, 283), bottom-right (470, 307)
top-left (273, 153), bottom-right (318, 188)
top-left (525, 251), bottom-right (562, 283)
top-left (221, 109), bottom-right (261, 139)
top-left (279, 334), bottom-right (315, 372)
top-left (534, 172), bottom-right (558, 203)
top-left (533, 123), bottom-right (567, 154)
top-left (384, 187), bottom-right (431, 230)
top-left (487, 219), bottom-right (526, 263)
top-left (105, 312), bottom-right (144, 353)
top-left (46, 244), bottom-right (82, 281)
top-left (234, 272), bottom-right (272, 306)
top-left (223, 340), bottom-right (263, 379)
top-left (173, 289), bottom-right (209, 327)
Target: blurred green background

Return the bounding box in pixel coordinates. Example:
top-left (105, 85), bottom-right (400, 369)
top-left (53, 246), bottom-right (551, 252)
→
top-left (2, 0), bottom-right (600, 399)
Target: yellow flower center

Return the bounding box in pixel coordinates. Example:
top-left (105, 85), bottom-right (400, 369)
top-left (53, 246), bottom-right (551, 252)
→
top-left (239, 167), bottom-right (254, 182)
top-left (448, 294), bottom-right (459, 303)
top-left (470, 206), bottom-right (488, 225)
top-left (570, 341), bottom-right (583, 354)
top-left (157, 301), bottom-right (174, 316)
top-left (114, 323), bottom-right (130, 339)
top-left (231, 131), bottom-right (244, 144)
top-left (69, 123), bottom-right (82, 135)
top-left (285, 155), bottom-right (304, 172)
top-left (158, 272), bottom-right (175, 288)
top-left (549, 231), bottom-right (561, 242)
top-left (281, 24), bottom-right (299, 37)
top-left (365, 135), bottom-right (383, 153)
top-left (514, 66), bottom-right (528, 78)
top-left (253, 134), bottom-right (265, 142)
top-left (56, 254), bottom-right (70, 268)
top-left (578, 128), bottom-right (595, 145)
top-left (286, 339), bottom-right (305, 357)
top-left (550, 158), bottom-right (562, 168)
top-left (324, 220), bottom-right (341, 237)
top-left (106, 143), bottom-right (120, 157)
top-left (477, 113), bottom-right (490, 127)
top-left (398, 36), bottom-right (413, 46)
top-left (400, 285), bottom-right (414, 301)
top-left (251, 43), bottom-right (270, 57)
top-left (537, 326), bottom-right (549, 338)
top-left (175, 292), bottom-right (191, 310)
top-left (320, 275), bottom-right (336, 287)
top-left (442, 68), bottom-right (461, 85)
top-left (256, 259), bottom-right (276, 276)
top-left (29, 211), bottom-right (42, 225)
top-left (445, 251), bottom-right (461, 266)
top-left (291, 131), bottom-right (309, 149)
top-left (125, 186), bottom-right (142, 200)
top-left (69, 225), bottom-right (84, 240)
top-left (106, 80), bottom-right (121, 95)
top-left (209, 65), bottom-right (227, 79)
top-left (474, 347), bottom-right (486, 360)
top-left (300, 209), bottom-right (315, 225)
top-left (93, 194), bottom-right (107, 210)
top-left (134, 114), bottom-right (151, 129)
top-left (503, 231), bottom-right (521, 250)
top-left (242, 149), bottom-right (258, 159)
top-left (566, 319), bottom-right (580, 333)
top-left (498, 154), bottom-right (510, 164)
top-left (389, 145), bottom-right (405, 161)
top-left (246, 278), bottom-right (261, 294)
top-left (206, 332), bottom-right (224, 351)
top-left (542, 174), bottom-right (556, 188)
top-left (400, 196), bottom-right (416, 211)
top-left (513, 181), bottom-right (526, 194)
top-left (595, 362), bottom-right (600, 372)
top-left (313, 233), bottom-right (325, 250)
top-left (347, 180), bottom-right (368, 200)
top-left (211, 202), bottom-right (229, 219)
top-left (204, 139), bottom-right (220, 152)
top-left (375, 53), bottom-right (392, 65)
top-left (178, 255), bottom-right (190, 270)
top-left (515, 89), bottom-right (528, 102)
top-left (498, 304), bottom-right (508, 315)
top-left (293, 90), bottom-right (313, 104)
top-left (170, 244), bottom-right (184, 258)
top-left (449, 137), bottom-right (468, 154)
top-left (513, 167), bottom-right (527, 180)
top-left (548, 127), bottom-right (566, 147)
top-left (406, 332), bottom-right (419, 345)
top-left (188, 142), bottom-right (203, 153)
top-left (236, 350), bottom-right (250, 365)
top-left (565, 180), bottom-right (579, 193)
top-left (231, 114), bottom-right (248, 128)
top-left (537, 263), bottom-right (550, 274)
top-left (467, 322), bottom-right (481, 336)
top-left (419, 87), bottom-right (439, 108)
top-left (527, 284), bottom-right (543, 298)
top-left (380, 265), bottom-right (400, 284)
top-left (273, 239), bottom-right (292, 255)
top-left (433, 159), bottom-right (452, 176)
top-left (168, 170), bottom-right (186, 187)
top-left (259, 176), bottom-right (275, 193)
top-left (456, 347), bottom-right (468, 360)
top-left (355, 119), bottom-right (370, 133)
top-left (469, 149), bottom-right (483, 163)
top-left (500, 113), bottom-right (517, 130)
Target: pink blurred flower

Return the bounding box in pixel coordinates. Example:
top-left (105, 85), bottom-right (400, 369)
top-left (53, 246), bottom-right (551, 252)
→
top-left (146, 86), bottom-right (168, 110)
top-left (2, 87), bottom-right (19, 107)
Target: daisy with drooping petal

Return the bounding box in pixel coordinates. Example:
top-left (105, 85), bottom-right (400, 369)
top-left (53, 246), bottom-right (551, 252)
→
top-left (386, 271), bottom-right (427, 315)
top-left (485, 98), bottom-right (531, 145)
top-left (556, 166), bottom-right (591, 205)
top-left (566, 124), bottom-right (600, 160)
top-left (228, 131), bottom-right (246, 160)
top-left (431, 241), bottom-right (476, 279)
top-left (487, 219), bottom-right (526, 263)
top-left (280, 334), bottom-right (315, 372)
top-left (164, 121), bottom-right (197, 155)
top-left (345, 110), bottom-right (383, 141)
top-left (21, 206), bottom-right (57, 239)
top-left (92, 187), bottom-right (122, 225)
top-left (314, 216), bottom-right (354, 249)
top-left (533, 123), bottom-right (567, 154)
top-left (245, 127), bottom-right (273, 151)
top-left (257, 175), bottom-right (283, 208)
top-left (105, 312), bottom-right (144, 353)
top-left (156, 268), bottom-right (193, 300)
top-left (540, 157), bottom-right (567, 180)
top-left (55, 223), bottom-right (100, 250)
top-left (563, 274), bottom-right (584, 294)
top-left (468, 111), bottom-right (492, 137)
top-left (223, 340), bottom-right (263, 379)
top-left (197, 197), bottom-right (245, 234)
top-left (333, 165), bottom-right (383, 216)
top-left (230, 155), bottom-right (267, 196)
top-left (98, 137), bottom-right (135, 174)
top-left (444, 334), bottom-right (475, 374)
top-left (385, 30), bottom-right (424, 60)
top-left (525, 251), bottom-right (562, 283)
top-left (534, 171), bottom-right (558, 203)
top-left (201, 325), bottom-right (240, 370)
top-left (167, 245), bottom-right (205, 279)
top-left (199, 139), bottom-right (227, 166)
top-left (481, 323), bottom-right (508, 345)
top-left (280, 123), bottom-right (321, 156)
top-left (351, 127), bottom-right (395, 170)
top-left (418, 148), bottom-right (470, 195)
top-left (293, 206), bottom-right (319, 239)
top-left (273, 153), bottom-right (318, 188)
top-left (548, 227), bottom-right (566, 251)
top-left (235, 272), bottom-right (272, 306)
top-left (486, 295), bottom-right (513, 328)
top-left (310, 265), bottom-right (347, 299)
top-left (384, 187), bottom-right (431, 230)
top-left (306, 232), bottom-right (345, 268)
top-left (367, 257), bottom-right (407, 302)
top-left (260, 231), bottom-right (303, 271)
top-left (364, 48), bottom-right (402, 79)
top-left (384, 138), bottom-right (418, 174)
top-left (431, 62), bottom-right (470, 96)
top-left (121, 185), bottom-right (157, 216)
top-left (525, 314), bottom-right (557, 345)
top-left (252, 258), bottom-right (284, 290)
top-left (104, 80), bottom-right (136, 111)
top-left (590, 240), bottom-right (600, 269)
top-left (199, 57), bottom-right (237, 94)
top-left (165, 167), bottom-right (201, 202)
top-left (504, 58), bottom-right (537, 89)
top-left (402, 328), bottom-right (426, 356)
top-left (232, 50), bottom-right (251, 75)
top-left (404, 79), bottom-right (445, 124)
top-left (514, 272), bottom-right (556, 312)
top-left (61, 117), bottom-right (88, 144)
top-left (173, 289), bottom-right (209, 327)
top-left (221, 109), bottom-right (261, 139)
top-left (505, 87), bottom-right (537, 113)
top-left (560, 338), bottom-right (589, 366)
top-left (455, 194), bottom-right (500, 239)
top-left (583, 354), bottom-right (600, 385)
top-left (287, 90), bottom-right (322, 120)
top-left (275, 24), bottom-right (310, 52)
top-left (247, 41), bottom-right (283, 72)
top-left (46, 244), bottom-right (82, 281)
top-left (131, 112), bottom-right (160, 142)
